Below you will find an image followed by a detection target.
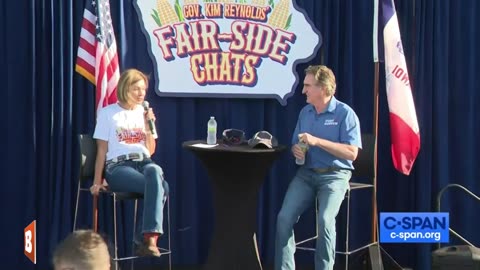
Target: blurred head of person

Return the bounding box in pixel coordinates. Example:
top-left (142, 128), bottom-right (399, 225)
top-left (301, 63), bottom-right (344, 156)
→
top-left (52, 230), bottom-right (111, 270)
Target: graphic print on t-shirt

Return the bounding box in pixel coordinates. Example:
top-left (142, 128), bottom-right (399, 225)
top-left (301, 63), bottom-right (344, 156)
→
top-left (116, 127), bottom-right (145, 144)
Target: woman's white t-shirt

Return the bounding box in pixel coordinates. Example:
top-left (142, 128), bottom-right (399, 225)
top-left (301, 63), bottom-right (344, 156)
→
top-left (93, 103), bottom-right (157, 161)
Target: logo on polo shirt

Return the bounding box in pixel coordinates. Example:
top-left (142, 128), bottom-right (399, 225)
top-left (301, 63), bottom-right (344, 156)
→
top-left (324, 119), bottom-right (338, 126)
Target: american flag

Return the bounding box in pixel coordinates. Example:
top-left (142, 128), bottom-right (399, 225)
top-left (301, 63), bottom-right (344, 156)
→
top-left (374, 0), bottom-right (420, 175)
top-left (76, 0), bottom-right (120, 113)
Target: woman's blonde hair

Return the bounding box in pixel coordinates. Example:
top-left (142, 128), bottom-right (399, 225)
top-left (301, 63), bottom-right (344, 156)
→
top-left (304, 65), bottom-right (336, 96)
top-left (116, 69), bottom-right (149, 103)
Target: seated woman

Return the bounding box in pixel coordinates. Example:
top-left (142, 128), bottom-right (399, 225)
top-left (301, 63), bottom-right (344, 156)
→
top-left (89, 68), bottom-right (167, 257)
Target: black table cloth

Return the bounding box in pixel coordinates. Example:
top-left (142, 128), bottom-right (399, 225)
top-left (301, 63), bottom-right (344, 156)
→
top-left (183, 140), bottom-right (286, 270)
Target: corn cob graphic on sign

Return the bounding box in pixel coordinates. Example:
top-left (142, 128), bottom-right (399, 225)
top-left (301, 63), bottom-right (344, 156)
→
top-left (134, 0), bottom-right (321, 105)
top-left (156, 0), bottom-right (180, 25)
top-left (251, 0), bottom-right (267, 6)
top-left (267, 0), bottom-right (290, 29)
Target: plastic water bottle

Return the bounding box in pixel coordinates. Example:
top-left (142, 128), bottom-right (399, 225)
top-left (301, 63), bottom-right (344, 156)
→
top-left (207, 116), bottom-right (217, 145)
top-left (295, 141), bottom-right (308, 165)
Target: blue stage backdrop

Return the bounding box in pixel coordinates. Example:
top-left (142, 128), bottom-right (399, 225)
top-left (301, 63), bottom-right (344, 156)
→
top-left (3, 0), bottom-right (480, 269)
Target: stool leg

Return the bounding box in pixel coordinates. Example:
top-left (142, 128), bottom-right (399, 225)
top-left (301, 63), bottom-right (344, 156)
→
top-left (113, 194), bottom-right (119, 270)
top-left (93, 195), bottom-right (99, 233)
top-left (130, 199), bottom-right (138, 270)
top-left (167, 198), bottom-right (172, 270)
top-left (73, 180), bottom-right (81, 231)
top-left (345, 190), bottom-right (351, 270)
top-left (315, 198), bottom-right (319, 240)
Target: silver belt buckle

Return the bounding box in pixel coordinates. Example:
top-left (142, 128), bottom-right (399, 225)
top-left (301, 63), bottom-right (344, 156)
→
top-left (132, 153), bottom-right (144, 162)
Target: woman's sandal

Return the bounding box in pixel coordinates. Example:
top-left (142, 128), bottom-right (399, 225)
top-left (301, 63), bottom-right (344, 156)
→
top-left (135, 242), bottom-right (161, 257)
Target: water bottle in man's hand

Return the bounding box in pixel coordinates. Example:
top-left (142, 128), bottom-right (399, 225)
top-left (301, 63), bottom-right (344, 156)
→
top-left (207, 116), bottom-right (217, 145)
top-left (295, 140), bottom-right (308, 165)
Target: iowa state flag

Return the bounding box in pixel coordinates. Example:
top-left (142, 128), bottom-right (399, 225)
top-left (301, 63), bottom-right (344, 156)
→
top-left (374, 0), bottom-right (420, 175)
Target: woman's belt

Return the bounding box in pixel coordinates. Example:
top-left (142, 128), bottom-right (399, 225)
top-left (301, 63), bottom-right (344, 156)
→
top-left (106, 153), bottom-right (150, 165)
top-left (311, 167), bottom-right (350, 173)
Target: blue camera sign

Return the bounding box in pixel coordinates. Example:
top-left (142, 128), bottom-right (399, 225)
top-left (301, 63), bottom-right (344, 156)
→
top-left (379, 212), bottom-right (449, 243)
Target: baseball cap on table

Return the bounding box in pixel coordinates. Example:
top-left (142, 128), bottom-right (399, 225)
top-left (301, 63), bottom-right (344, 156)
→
top-left (222, 128), bottom-right (247, 145)
top-left (248, 131), bottom-right (278, 149)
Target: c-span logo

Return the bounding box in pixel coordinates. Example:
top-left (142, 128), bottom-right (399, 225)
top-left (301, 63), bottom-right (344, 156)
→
top-left (24, 220), bottom-right (36, 264)
top-left (380, 212), bottom-right (449, 243)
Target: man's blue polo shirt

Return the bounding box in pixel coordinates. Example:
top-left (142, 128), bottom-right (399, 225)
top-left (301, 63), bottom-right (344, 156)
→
top-left (291, 96), bottom-right (362, 170)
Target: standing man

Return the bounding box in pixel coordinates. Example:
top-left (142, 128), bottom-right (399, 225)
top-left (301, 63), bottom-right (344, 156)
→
top-left (275, 65), bottom-right (362, 270)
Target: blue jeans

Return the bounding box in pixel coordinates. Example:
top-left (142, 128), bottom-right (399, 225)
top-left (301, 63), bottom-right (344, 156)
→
top-left (105, 159), bottom-right (168, 242)
top-left (275, 167), bottom-right (351, 270)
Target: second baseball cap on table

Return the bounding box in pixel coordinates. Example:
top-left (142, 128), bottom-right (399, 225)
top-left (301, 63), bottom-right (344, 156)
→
top-left (222, 128), bottom-right (247, 145)
top-left (248, 131), bottom-right (278, 149)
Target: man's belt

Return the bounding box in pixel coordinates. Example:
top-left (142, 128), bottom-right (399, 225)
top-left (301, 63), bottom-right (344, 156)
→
top-left (106, 153), bottom-right (149, 165)
top-left (311, 167), bottom-right (347, 174)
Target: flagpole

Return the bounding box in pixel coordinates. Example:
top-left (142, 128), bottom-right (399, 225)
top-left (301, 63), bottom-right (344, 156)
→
top-left (372, 0), bottom-right (380, 245)
top-left (372, 62), bottom-right (379, 243)
top-left (371, 43), bottom-right (404, 270)
top-left (369, 0), bottom-right (412, 268)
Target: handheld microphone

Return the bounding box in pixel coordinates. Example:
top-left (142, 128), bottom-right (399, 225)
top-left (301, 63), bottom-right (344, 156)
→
top-left (142, 101), bottom-right (156, 136)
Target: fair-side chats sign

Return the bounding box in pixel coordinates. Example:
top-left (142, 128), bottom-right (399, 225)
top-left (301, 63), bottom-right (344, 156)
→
top-left (134, 0), bottom-right (321, 104)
